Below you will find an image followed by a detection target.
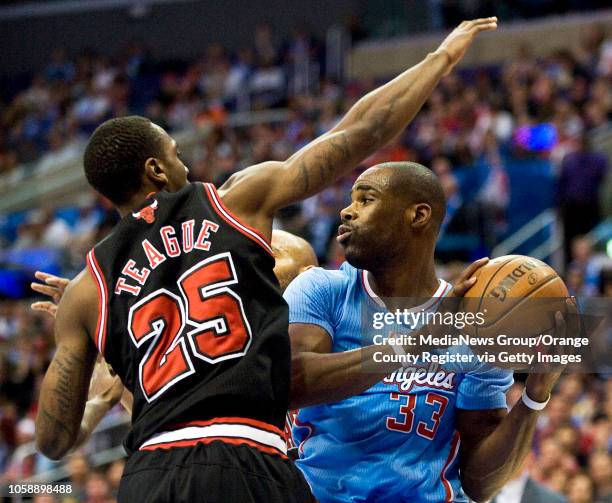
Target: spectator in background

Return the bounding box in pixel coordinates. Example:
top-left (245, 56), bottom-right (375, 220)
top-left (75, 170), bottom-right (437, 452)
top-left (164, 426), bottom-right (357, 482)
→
top-left (566, 472), bottom-right (596, 503)
top-left (106, 459), bottom-right (125, 499)
top-left (589, 452), bottom-right (612, 502)
top-left (84, 471), bottom-right (114, 503)
top-left (556, 133), bottom-right (608, 265)
top-left (66, 453), bottom-right (90, 501)
top-left (567, 236), bottom-right (603, 296)
top-left (431, 155), bottom-right (462, 235)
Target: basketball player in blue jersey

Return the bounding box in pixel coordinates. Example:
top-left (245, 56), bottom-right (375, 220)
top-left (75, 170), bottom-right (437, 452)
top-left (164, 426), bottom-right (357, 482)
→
top-left (284, 162), bottom-right (574, 502)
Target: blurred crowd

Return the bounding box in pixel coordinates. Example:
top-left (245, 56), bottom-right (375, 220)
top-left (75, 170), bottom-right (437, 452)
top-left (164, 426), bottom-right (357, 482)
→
top-left (0, 12), bottom-right (610, 503)
top-left (502, 375), bottom-right (612, 503)
top-left (1, 18), bottom-right (610, 267)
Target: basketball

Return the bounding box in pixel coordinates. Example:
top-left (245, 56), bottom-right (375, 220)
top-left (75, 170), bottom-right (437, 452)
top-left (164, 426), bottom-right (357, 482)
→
top-left (461, 255), bottom-right (569, 361)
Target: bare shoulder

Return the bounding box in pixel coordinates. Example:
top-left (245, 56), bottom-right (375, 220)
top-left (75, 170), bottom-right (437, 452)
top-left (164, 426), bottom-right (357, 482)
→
top-left (216, 161), bottom-right (285, 240)
top-left (57, 267), bottom-right (99, 336)
top-left (217, 161), bottom-right (284, 208)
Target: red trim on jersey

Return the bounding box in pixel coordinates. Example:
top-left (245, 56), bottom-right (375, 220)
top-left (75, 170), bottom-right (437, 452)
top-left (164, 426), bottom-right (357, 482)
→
top-left (140, 435), bottom-right (288, 458)
top-left (170, 416), bottom-right (285, 438)
top-left (284, 411), bottom-right (297, 450)
top-left (362, 271), bottom-right (452, 310)
top-left (293, 416), bottom-right (315, 456)
top-left (202, 183), bottom-right (273, 256)
top-left (441, 430), bottom-right (461, 502)
top-left (431, 281), bottom-right (452, 309)
top-left (86, 249), bottom-right (109, 354)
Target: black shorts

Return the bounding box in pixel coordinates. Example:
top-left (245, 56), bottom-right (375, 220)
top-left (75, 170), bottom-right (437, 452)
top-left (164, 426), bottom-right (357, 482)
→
top-left (118, 441), bottom-right (315, 503)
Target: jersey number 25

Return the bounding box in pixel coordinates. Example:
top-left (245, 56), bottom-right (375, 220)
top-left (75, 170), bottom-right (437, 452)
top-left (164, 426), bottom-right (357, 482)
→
top-left (127, 252), bottom-right (252, 402)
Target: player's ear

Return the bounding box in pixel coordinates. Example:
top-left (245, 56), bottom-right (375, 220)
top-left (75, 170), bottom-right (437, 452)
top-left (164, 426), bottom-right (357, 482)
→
top-left (144, 157), bottom-right (169, 188)
top-left (410, 203), bottom-right (432, 230)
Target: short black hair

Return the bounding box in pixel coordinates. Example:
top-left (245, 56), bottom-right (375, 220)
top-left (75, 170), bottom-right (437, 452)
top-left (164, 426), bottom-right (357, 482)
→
top-left (379, 161), bottom-right (446, 232)
top-left (84, 116), bottom-right (164, 205)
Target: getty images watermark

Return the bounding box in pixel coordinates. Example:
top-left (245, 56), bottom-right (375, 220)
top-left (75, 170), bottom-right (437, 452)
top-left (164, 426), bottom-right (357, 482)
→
top-left (359, 296), bottom-right (611, 373)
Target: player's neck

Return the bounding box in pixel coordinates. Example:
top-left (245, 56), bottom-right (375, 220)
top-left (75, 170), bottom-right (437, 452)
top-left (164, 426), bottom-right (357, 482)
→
top-left (116, 189), bottom-right (159, 218)
top-left (366, 253), bottom-right (438, 303)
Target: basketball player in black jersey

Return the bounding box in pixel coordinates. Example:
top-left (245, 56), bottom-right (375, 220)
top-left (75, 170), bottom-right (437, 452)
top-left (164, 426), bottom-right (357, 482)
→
top-left (35, 18), bottom-right (498, 503)
top-left (31, 230), bottom-right (317, 451)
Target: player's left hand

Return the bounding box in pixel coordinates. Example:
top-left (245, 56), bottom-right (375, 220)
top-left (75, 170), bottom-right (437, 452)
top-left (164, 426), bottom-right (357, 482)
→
top-left (88, 355), bottom-right (124, 407)
top-left (524, 297), bottom-right (579, 402)
top-left (30, 271), bottom-right (70, 318)
top-left (448, 257), bottom-right (490, 297)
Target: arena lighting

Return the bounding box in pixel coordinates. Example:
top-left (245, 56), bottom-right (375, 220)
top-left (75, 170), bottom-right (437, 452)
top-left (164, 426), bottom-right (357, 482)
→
top-left (606, 238), bottom-right (612, 258)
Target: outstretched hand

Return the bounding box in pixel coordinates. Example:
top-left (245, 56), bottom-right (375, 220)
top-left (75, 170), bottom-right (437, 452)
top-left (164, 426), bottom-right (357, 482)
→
top-left (436, 17), bottom-right (498, 75)
top-left (30, 271), bottom-right (70, 318)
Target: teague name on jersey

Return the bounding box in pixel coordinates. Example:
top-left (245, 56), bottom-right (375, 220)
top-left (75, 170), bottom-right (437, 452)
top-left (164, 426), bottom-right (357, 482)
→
top-left (115, 218), bottom-right (220, 296)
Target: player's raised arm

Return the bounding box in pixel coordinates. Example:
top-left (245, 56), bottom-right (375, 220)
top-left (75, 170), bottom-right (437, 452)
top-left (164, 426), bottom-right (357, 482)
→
top-left (220, 18), bottom-right (497, 218)
top-left (35, 272), bottom-right (98, 460)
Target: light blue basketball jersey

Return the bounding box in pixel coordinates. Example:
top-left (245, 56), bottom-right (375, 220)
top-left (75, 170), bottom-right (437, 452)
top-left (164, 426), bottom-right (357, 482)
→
top-left (284, 263), bottom-right (513, 503)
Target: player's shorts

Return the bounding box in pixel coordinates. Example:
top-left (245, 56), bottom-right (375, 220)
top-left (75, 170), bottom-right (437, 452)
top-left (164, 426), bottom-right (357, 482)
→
top-left (118, 440), bottom-right (314, 503)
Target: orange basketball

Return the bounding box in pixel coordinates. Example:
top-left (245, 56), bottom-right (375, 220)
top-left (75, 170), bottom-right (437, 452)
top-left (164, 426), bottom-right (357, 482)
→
top-left (461, 255), bottom-right (569, 366)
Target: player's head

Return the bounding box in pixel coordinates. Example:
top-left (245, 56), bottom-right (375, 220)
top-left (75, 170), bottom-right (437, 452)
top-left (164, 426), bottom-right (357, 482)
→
top-left (84, 116), bottom-right (189, 207)
top-left (338, 162), bottom-right (445, 271)
top-left (271, 230), bottom-right (318, 291)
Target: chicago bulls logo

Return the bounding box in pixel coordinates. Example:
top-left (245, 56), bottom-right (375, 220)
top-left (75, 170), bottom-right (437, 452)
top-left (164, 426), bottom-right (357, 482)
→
top-left (132, 199), bottom-right (158, 224)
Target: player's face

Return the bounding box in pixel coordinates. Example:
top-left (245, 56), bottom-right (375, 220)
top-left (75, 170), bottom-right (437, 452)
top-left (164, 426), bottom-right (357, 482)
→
top-left (153, 125), bottom-right (189, 191)
top-left (338, 168), bottom-right (406, 270)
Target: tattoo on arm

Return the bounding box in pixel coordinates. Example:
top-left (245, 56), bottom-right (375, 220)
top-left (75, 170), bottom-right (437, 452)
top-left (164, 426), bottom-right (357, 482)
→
top-left (39, 409), bottom-right (72, 445)
top-left (299, 161), bottom-right (310, 193)
top-left (367, 92), bottom-right (400, 144)
top-left (295, 132), bottom-right (351, 196)
top-left (38, 347), bottom-right (89, 453)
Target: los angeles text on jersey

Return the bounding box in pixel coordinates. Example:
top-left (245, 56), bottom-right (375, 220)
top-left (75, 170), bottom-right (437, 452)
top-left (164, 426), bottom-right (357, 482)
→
top-left (115, 219), bottom-right (220, 295)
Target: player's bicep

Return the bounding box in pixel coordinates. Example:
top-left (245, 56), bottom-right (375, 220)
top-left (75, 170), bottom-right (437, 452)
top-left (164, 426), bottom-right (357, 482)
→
top-left (289, 323), bottom-right (333, 355)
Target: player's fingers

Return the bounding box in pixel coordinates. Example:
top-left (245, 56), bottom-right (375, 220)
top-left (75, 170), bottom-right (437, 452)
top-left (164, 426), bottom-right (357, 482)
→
top-left (452, 277), bottom-right (477, 297)
top-left (565, 297), bottom-right (580, 340)
top-left (554, 310), bottom-right (566, 337)
top-left (34, 271), bottom-right (70, 291)
top-left (470, 17), bottom-right (497, 26)
top-left (475, 22), bottom-right (497, 33)
top-left (31, 282), bottom-right (60, 296)
top-left (43, 278), bottom-right (70, 294)
top-left (460, 257), bottom-right (489, 282)
top-left (34, 271), bottom-right (52, 280)
top-left (45, 276), bottom-right (70, 288)
top-left (31, 301), bottom-right (56, 315)
top-left (30, 282), bottom-right (60, 299)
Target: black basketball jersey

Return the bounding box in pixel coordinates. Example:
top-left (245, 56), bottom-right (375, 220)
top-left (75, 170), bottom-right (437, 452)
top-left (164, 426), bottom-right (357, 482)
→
top-left (86, 182), bottom-right (290, 454)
